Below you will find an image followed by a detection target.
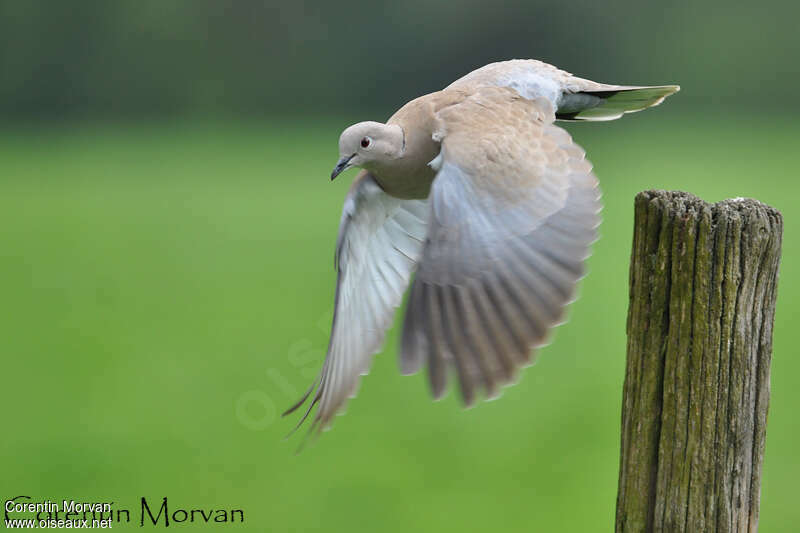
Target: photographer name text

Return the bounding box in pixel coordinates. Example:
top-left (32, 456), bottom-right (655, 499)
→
top-left (4, 496), bottom-right (244, 528)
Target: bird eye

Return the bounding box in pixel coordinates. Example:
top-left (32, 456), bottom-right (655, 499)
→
top-left (360, 137), bottom-right (371, 148)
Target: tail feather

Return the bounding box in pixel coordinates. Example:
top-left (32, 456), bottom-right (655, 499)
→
top-left (557, 85), bottom-right (679, 121)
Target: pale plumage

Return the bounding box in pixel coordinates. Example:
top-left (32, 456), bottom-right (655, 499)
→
top-left (284, 59), bottom-right (678, 438)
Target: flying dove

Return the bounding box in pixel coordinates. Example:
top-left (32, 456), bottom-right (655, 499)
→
top-left (284, 59), bottom-right (678, 437)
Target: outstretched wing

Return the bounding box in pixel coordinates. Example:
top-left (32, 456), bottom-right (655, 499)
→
top-left (447, 59), bottom-right (679, 121)
top-left (401, 88), bottom-right (601, 405)
top-left (284, 171), bottom-right (428, 434)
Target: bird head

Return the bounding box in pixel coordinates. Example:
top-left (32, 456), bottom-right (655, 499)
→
top-left (331, 121), bottom-right (404, 180)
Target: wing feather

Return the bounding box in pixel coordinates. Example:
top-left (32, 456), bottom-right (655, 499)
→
top-left (284, 172), bottom-right (428, 435)
top-left (400, 89), bottom-right (602, 403)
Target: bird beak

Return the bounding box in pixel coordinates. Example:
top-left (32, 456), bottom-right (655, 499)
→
top-left (331, 154), bottom-right (355, 181)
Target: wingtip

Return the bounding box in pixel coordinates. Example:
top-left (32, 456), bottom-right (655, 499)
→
top-left (282, 384), bottom-right (315, 418)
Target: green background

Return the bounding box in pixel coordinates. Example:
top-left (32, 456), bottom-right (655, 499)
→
top-left (1, 2), bottom-right (798, 531)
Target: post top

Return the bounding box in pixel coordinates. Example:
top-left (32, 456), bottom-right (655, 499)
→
top-left (635, 189), bottom-right (782, 226)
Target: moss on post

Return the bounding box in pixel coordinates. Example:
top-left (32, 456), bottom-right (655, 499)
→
top-left (616, 190), bottom-right (782, 533)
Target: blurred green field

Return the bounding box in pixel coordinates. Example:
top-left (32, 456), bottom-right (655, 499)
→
top-left (1, 115), bottom-right (797, 531)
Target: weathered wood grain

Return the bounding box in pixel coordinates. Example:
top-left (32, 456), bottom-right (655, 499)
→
top-left (616, 190), bottom-right (782, 533)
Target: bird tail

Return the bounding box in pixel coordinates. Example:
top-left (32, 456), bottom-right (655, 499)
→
top-left (556, 85), bottom-right (680, 121)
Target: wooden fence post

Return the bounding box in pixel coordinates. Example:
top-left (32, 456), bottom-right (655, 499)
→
top-left (615, 190), bottom-right (782, 532)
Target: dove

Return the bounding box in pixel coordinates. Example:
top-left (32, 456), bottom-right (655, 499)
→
top-left (284, 58), bottom-right (678, 437)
